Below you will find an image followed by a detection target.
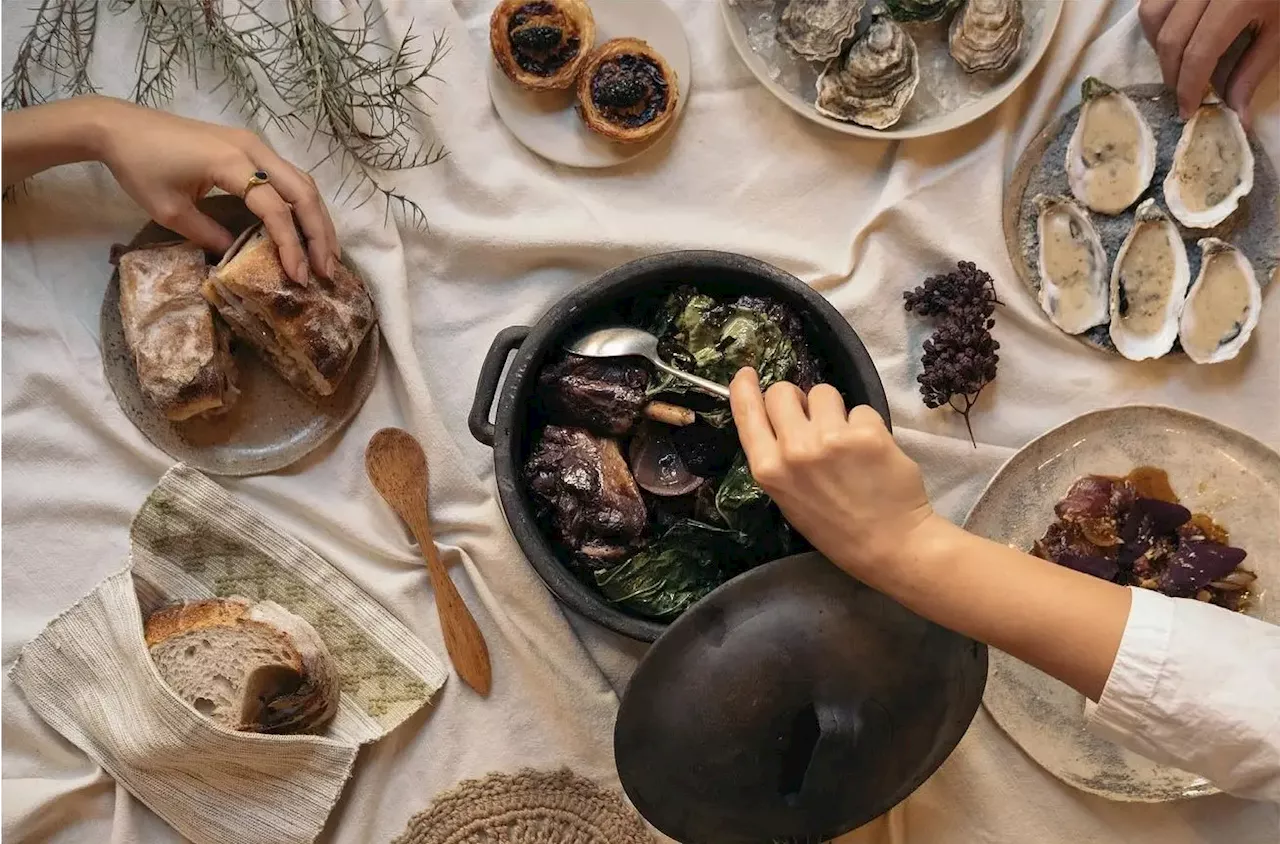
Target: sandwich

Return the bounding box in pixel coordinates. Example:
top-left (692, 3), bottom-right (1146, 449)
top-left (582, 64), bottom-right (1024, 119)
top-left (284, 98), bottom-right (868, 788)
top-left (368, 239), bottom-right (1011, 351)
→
top-left (203, 225), bottom-right (376, 397)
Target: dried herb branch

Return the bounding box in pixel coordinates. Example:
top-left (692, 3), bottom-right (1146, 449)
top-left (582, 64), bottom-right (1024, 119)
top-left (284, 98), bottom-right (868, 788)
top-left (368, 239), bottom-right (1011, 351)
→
top-left (3, 0), bottom-right (448, 227)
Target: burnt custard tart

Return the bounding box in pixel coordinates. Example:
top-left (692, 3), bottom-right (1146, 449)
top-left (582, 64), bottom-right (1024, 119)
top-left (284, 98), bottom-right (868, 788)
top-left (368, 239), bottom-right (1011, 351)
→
top-left (490, 0), bottom-right (595, 91)
top-left (577, 38), bottom-right (679, 144)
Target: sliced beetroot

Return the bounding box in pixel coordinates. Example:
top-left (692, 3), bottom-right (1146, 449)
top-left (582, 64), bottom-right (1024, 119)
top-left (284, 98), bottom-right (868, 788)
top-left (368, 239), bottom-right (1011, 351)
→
top-left (629, 423), bottom-right (704, 497)
top-left (1157, 541), bottom-right (1248, 597)
top-left (1055, 552), bottom-right (1119, 582)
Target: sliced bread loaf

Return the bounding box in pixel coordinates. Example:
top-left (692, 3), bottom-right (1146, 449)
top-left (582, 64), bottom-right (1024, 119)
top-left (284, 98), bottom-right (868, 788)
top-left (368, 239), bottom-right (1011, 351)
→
top-left (144, 597), bottom-right (339, 735)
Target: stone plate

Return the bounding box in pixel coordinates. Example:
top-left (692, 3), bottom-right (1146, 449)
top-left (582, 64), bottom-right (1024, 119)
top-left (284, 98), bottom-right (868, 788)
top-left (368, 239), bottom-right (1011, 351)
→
top-left (1005, 83), bottom-right (1280, 356)
top-left (964, 405), bottom-right (1279, 801)
top-left (101, 195), bottom-right (379, 476)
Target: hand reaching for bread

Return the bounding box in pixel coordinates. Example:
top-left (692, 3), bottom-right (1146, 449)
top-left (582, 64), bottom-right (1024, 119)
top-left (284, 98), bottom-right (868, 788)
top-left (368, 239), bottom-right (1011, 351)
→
top-left (2, 95), bottom-right (338, 284)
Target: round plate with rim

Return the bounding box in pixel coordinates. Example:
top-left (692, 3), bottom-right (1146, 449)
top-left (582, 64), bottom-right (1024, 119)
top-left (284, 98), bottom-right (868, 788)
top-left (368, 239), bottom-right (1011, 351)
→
top-left (101, 194), bottom-right (379, 477)
top-left (487, 0), bottom-right (691, 168)
top-left (719, 0), bottom-right (1062, 140)
top-left (1004, 83), bottom-right (1279, 357)
top-left (964, 404), bottom-right (1278, 801)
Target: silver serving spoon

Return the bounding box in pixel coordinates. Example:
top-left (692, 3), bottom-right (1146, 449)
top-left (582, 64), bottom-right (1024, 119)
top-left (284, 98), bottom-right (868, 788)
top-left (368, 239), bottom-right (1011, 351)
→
top-left (566, 326), bottom-right (731, 400)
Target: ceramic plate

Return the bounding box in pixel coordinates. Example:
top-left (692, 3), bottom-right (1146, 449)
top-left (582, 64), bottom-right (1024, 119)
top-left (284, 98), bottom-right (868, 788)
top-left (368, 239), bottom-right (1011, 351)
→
top-left (487, 0), bottom-right (692, 168)
top-left (1005, 83), bottom-right (1280, 356)
top-left (964, 405), bottom-right (1279, 801)
top-left (720, 0), bottom-right (1062, 140)
top-left (101, 195), bottom-right (379, 476)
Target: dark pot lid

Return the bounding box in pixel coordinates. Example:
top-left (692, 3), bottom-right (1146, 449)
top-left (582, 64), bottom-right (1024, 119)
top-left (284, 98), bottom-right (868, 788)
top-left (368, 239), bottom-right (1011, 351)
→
top-left (614, 553), bottom-right (987, 844)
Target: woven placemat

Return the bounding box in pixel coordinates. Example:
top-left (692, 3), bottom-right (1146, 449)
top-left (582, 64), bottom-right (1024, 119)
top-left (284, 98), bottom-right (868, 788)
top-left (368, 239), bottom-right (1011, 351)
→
top-left (391, 769), bottom-right (653, 844)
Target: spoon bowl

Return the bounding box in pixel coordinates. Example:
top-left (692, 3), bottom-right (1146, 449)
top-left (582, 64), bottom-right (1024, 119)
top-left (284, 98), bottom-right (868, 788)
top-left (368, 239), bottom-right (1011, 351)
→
top-left (567, 326), bottom-right (731, 400)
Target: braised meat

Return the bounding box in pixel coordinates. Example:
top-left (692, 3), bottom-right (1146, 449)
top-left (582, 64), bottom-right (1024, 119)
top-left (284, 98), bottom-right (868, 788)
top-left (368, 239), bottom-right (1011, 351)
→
top-left (525, 426), bottom-right (648, 566)
top-left (1032, 467), bottom-right (1254, 611)
top-left (536, 355), bottom-right (650, 436)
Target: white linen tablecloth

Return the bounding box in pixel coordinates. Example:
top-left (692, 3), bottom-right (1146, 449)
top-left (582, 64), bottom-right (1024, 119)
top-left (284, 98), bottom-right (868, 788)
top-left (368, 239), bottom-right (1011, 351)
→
top-left (3, 1), bottom-right (1278, 842)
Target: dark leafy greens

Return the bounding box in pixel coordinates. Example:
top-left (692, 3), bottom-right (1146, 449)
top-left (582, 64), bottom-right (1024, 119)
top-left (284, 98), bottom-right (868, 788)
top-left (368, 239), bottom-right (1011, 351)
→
top-left (650, 287), bottom-right (822, 427)
top-left (594, 519), bottom-right (751, 619)
top-left (526, 287), bottom-right (824, 622)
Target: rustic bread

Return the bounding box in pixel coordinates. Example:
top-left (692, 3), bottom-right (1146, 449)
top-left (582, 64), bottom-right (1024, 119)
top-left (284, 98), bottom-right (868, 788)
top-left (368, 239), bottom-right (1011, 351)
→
top-left (203, 225), bottom-right (375, 397)
top-left (144, 597), bottom-right (340, 735)
top-left (116, 241), bottom-right (239, 420)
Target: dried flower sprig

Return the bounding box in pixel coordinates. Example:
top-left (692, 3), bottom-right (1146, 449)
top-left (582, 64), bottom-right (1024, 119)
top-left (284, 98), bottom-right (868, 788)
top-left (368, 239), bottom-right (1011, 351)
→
top-left (3, 0), bottom-right (448, 228)
top-left (904, 261), bottom-right (1002, 447)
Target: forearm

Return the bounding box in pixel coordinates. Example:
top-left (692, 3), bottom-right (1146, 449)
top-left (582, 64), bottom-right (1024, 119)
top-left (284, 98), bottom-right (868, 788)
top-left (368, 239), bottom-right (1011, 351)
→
top-left (2, 96), bottom-right (115, 186)
top-left (839, 515), bottom-right (1131, 701)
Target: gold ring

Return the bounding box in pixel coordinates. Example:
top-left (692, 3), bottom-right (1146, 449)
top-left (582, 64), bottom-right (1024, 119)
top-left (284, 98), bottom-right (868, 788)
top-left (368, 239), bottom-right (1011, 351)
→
top-left (242, 169), bottom-right (270, 198)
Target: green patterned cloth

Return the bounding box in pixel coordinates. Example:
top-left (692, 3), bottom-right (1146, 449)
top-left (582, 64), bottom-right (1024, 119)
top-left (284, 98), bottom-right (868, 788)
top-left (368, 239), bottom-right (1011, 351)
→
top-left (11, 465), bottom-right (447, 844)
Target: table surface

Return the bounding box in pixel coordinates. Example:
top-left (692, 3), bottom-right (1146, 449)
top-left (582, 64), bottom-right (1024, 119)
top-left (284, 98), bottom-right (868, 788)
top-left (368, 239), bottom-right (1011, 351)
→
top-left (3, 1), bottom-right (1278, 843)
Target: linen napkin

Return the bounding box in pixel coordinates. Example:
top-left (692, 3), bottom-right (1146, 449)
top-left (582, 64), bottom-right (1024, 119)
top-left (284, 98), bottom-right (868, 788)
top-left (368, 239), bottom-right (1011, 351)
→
top-left (9, 464), bottom-right (448, 844)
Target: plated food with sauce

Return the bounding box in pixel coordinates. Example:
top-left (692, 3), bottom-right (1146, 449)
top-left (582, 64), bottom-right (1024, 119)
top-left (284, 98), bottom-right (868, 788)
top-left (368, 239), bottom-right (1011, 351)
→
top-left (967, 404), bottom-right (1278, 801)
top-left (1033, 466), bottom-right (1255, 612)
top-left (1006, 81), bottom-right (1278, 361)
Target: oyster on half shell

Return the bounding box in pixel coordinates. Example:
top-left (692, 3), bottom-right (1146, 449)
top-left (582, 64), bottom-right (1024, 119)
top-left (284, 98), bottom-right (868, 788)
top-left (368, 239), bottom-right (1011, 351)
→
top-left (815, 13), bottom-right (920, 129)
top-left (777, 0), bottom-right (866, 63)
top-left (1164, 95), bottom-right (1255, 230)
top-left (1109, 200), bottom-right (1191, 361)
top-left (949, 0), bottom-right (1023, 74)
top-left (1066, 78), bottom-right (1157, 216)
top-left (1178, 238), bottom-right (1261, 364)
top-left (885, 0), bottom-right (962, 23)
top-left (1033, 195), bottom-right (1109, 335)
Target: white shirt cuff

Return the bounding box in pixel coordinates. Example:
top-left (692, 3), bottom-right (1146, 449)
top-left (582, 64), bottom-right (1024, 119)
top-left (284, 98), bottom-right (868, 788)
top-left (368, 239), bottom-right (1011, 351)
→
top-left (1083, 586), bottom-right (1175, 754)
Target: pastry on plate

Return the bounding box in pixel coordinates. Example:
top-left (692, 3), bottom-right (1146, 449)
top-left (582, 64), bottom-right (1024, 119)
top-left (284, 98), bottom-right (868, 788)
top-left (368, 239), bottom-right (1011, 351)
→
top-left (116, 241), bottom-right (239, 421)
top-left (576, 38), bottom-right (679, 144)
top-left (490, 0), bottom-right (596, 91)
top-left (203, 225), bottom-right (376, 398)
top-left (145, 597), bottom-right (340, 734)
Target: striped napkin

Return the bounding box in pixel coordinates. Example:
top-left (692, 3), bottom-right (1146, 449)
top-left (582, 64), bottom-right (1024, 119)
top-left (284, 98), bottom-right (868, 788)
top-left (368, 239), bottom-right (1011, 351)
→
top-left (10, 465), bottom-right (447, 844)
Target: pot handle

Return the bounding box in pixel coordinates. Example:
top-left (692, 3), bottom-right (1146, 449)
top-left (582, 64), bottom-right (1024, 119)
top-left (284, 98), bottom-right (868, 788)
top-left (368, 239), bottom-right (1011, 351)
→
top-left (469, 326), bottom-right (531, 447)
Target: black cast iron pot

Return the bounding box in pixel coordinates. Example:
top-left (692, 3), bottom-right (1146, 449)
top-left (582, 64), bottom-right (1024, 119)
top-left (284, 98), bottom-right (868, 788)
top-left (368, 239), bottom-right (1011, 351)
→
top-left (468, 251), bottom-right (891, 642)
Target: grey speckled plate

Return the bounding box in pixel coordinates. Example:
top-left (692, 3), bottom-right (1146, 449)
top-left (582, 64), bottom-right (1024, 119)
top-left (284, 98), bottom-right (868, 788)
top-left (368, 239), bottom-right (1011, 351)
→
top-left (964, 405), bottom-right (1279, 802)
top-left (1004, 83), bottom-right (1279, 356)
top-left (101, 195), bottom-right (379, 476)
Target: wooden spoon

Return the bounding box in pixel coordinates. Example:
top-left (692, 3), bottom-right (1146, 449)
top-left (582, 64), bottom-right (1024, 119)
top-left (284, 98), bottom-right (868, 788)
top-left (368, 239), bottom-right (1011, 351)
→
top-left (366, 428), bottom-right (492, 696)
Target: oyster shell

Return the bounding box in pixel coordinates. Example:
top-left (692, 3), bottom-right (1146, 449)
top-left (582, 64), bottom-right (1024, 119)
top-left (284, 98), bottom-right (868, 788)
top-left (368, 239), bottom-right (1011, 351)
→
top-left (948, 0), bottom-right (1023, 74)
top-left (1033, 194), bottom-right (1109, 334)
top-left (1164, 95), bottom-right (1255, 229)
top-left (885, 0), bottom-right (962, 23)
top-left (1108, 200), bottom-right (1191, 361)
top-left (777, 0), bottom-right (865, 63)
top-left (1066, 78), bottom-right (1156, 215)
top-left (1178, 238), bottom-right (1261, 364)
top-left (815, 13), bottom-right (920, 129)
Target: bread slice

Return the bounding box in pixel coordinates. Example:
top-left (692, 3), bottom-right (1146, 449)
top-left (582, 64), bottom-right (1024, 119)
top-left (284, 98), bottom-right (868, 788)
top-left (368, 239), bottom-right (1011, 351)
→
top-left (203, 225), bottom-right (375, 397)
top-left (116, 241), bottom-right (239, 420)
top-left (144, 597), bottom-right (339, 735)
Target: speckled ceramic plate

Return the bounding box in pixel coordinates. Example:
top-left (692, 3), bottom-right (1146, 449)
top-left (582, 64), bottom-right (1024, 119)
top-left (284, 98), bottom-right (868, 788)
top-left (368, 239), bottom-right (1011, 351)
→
top-left (1005, 83), bottom-right (1280, 356)
top-left (964, 405), bottom-right (1279, 802)
top-left (101, 195), bottom-right (379, 476)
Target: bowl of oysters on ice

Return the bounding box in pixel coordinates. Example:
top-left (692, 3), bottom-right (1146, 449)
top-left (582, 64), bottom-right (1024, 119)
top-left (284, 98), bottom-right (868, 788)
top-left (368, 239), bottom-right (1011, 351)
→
top-left (1006, 80), bottom-right (1279, 363)
top-left (720, 0), bottom-right (1063, 138)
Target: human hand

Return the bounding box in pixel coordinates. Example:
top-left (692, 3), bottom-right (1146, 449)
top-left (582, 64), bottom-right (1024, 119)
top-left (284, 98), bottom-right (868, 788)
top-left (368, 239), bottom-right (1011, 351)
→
top-left (1139, 0), bottom-right (1279, 124)
top-left (90, 97), bottom-right (339, 282)
top-left (729, 368), bottom-right (935, 577)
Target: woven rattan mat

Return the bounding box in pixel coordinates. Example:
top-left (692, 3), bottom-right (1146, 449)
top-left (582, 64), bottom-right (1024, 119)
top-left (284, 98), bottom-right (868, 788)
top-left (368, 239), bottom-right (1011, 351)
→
top-left (391, 769), bottom-right (653, 844)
